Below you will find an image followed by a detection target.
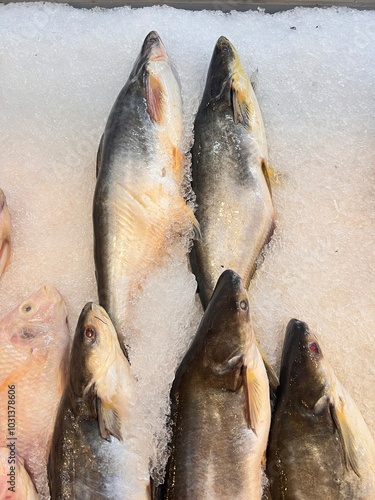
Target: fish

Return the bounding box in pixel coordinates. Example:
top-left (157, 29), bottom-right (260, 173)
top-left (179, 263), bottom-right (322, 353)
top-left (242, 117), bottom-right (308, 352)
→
top-left (0, 447), bottom-right (39, 500)
top-left (190, 36), bottom-right (275, 310)
top-left (266, 319), bottom-right (375, 499)
top-left (0, 189), bottom-right (11, 279)
top-left (93, 31), bottom-right (199, 352)
top-left (0, 285), bottom-right (70, 499)
top-left (48, 302), bottom-right (149, 500)
top-left (161, 270), bottom-right (271, 499)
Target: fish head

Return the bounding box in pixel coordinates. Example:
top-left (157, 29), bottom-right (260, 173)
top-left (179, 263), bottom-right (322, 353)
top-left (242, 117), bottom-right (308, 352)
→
top-left (280, 319), bottom-right (329, 407)
top-left (204, 36), bottom-right (240, 101)
top-left (0, 285), bottom-right (68, 350)
top-left (200, 270), bottom-right (253, 380)
top-left (130, 31), bottom-right (168, 82)
top-left (70, 302), bottom-right (131, 401)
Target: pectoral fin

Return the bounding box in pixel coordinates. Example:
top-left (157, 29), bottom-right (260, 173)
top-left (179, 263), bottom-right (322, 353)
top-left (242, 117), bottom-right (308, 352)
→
top-left (243, 366), bottom-right (264, 434)
top-left (0, 239), bottom-right (10, 277)
top-left (97, 397), bottom-right (122, 442)
top-left (146, 73), bottom-right (164, 124)
top-left (231, 80), bottom-right (252, 129)
top-left (256, 341), bottom-right (279, 392)
top-left (330, 399), bottom-right (360, 477)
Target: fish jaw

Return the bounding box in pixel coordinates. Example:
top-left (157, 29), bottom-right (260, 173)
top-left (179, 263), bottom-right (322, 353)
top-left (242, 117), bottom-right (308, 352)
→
top-left (0, 189), bottom-right (11, 278)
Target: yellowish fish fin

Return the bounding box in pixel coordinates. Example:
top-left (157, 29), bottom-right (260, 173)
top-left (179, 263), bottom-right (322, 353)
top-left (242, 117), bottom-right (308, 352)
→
top-left (97, 396), bottom-right (122, 442)
top-left (231, 80), bottom-right (252, 129)
top-left (146, 73), bottom-right (164, 124)
top-left (96, 134), bottom-right (104, 178)
top-left (261, 158), bottom-right (273, 196)
top-left (256, 341), bottom-right (279, 392)
top-left (330, 400), bottom-right (361, 477)
top-left (243, 366), bottom-right (264, 434)
top-left (0, 239), bottom-right (11, 277)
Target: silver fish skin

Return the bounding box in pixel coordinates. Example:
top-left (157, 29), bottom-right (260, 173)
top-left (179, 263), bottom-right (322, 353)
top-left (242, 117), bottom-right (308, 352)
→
top-left (48, 303), bottom-right (149, 500)
top-left (163, 270), bottom-right (271, 500)
top-left (266, 319), bottom-right (375, 499)
top-left (93, 31), bottom-right (198, 352)
top-left (0, 188), bottom-right (11, 279)
top-left (190, 36), bottom-right (275, 310)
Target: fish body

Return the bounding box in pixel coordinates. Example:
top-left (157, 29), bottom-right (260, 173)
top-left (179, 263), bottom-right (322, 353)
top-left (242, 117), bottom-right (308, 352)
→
top-left (48, 303), bottom-right (149, 500)
top-left (0, 189), bottom-right (11, 279)
top-left (93, 31), bottom-right (197, 350)
top-left (190, 36), bottom-right (275, 309)
top-left (163, 270), bottom-right (271, 499)
top-left (266, 319), bottom-right (375, 499)
top-left (0, 285), bottom-right (70, 499)
top-left (0, 448), bottom-right (39, 500)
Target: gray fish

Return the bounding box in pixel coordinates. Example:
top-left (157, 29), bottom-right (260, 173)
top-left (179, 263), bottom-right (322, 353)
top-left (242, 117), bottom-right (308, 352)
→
top-left (266, 319), bottom-right (375, 499)
top-left (93, 32), bottom-right (199, 353)
top-left (0, 188), bottom-right (11, 279)
top-left (48, 303), bottom-right (149, 500)
top-left (163, 270), bottom-right (271, 499)
top-left (190, 36), bottom-right (275, 310)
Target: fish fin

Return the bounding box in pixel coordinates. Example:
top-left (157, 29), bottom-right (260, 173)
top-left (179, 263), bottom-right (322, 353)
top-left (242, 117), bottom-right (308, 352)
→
top-left (146, 73), bottom-right (164, 124)
top-left (255, 341), bottom-right (279, 392)
top-left (97, 396), bottom-right (123, 442)
top-left (330, 399), bottom-right (361, 477)
top-left (261, 158), bottom-right (273, 197)
top-left (250, 69), bottom-right (259, 92)
top-left (172, 145), bottom-right (184, 185)
top-left (96, 134), bottom-right (104, 178)
top-left (243, 365), bottom-right (264, 434)
top-left (0, 238), bottom-right (11, 277)
top-left (231, 80), bottom-right (252, 129)
top-left (181, 201), bottom-right (201, 240)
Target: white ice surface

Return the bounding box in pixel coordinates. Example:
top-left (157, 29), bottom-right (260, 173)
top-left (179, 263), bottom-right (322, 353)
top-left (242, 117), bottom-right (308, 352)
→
top-left (0, 2), bottom-right (375, 496)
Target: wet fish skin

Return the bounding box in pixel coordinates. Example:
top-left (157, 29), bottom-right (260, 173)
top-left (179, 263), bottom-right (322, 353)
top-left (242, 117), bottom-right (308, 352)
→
top-left (163, 270), bottom-right (271, 500)
top-left (0, 448), bottom-right (39, 500)
top-left (266, 319), bottom-right (375, 499)
top-left (48, 302), bottom-right (149, 500)
top-left (0, 285), bottom-right (70, 499)
top-left (190, 36), bottom-right (275, 310)
top-left (0, 188), bottom-right (11, 279)
top-left (93, 31), bottom-right (197, 352)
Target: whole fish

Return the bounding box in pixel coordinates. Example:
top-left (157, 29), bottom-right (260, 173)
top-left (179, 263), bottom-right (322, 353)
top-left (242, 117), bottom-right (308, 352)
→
top-left (0, 448), bottom-right (38, 500)
top-left (0, 285), bottom-right (70, 499)
top-left (162, 270), bottom-right (271, 499)
top-left (190, 36), bottom-right (275, 310)
top-left (48, 302), bottom-right (149, 500)
top-left (266, 319), bottom-right (375, 499)
top-left (0, 189), bottom-right (11, 279)
top-left (93, 31), bottom-right (199, 351)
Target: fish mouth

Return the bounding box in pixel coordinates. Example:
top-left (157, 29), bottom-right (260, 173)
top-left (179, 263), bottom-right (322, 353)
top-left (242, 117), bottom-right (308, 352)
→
top-left (142, 31), bottom-right (167, 62)
top-left (212, 269), bottom-right (243, 297)
top-left (281, 318), bottom-right (319, 374)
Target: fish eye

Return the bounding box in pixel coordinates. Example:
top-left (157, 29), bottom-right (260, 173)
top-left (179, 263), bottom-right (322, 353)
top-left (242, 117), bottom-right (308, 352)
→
top-left (85, 327), bottom-right (96, 342)
top-left (20, 303), bottom-right (33, 315)
top-left (308, 342), bottom-right (319, 355)
top-left (239, 300), bottom-right (248, 311)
